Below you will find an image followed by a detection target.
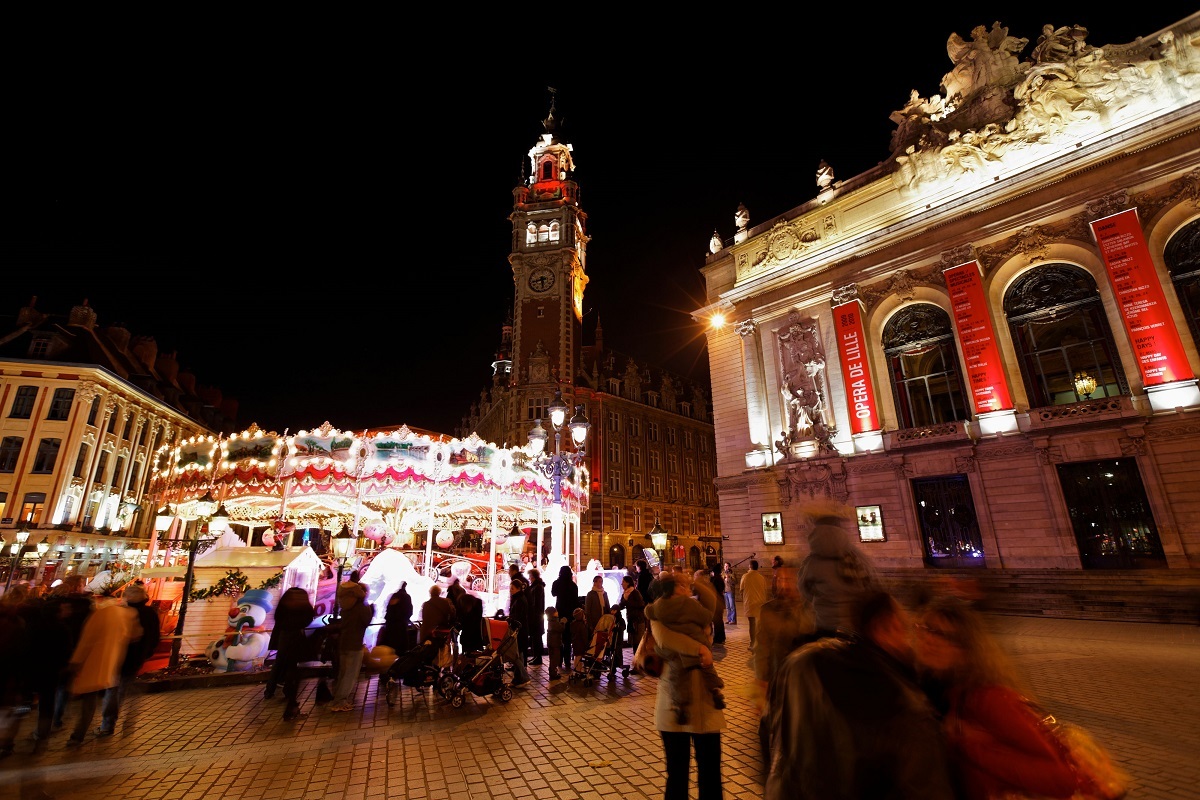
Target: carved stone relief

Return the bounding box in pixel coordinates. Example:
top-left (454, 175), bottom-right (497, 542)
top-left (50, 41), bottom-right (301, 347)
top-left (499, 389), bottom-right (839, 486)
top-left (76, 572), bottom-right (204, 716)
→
top-left (775, 311), bottom-right (836, 451)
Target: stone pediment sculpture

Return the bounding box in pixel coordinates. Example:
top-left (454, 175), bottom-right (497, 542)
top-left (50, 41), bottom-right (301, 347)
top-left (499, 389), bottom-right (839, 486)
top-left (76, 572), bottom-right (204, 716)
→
top-left (888, 19), bottom-right (1200, 196)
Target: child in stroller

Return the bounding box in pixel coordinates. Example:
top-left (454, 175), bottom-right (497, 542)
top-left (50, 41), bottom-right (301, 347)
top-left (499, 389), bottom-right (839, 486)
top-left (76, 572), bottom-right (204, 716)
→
top-left (382, 627), bottom-right (455, 707)
top-left (441, 619), bottom-right (520, 707)
top-left (570, 604), bottom-right (628, 685)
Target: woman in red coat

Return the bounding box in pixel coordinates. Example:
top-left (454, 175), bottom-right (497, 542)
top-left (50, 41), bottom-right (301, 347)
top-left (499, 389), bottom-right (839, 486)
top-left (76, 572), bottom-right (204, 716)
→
top-left (914, 595), bottom-right (1083, 800)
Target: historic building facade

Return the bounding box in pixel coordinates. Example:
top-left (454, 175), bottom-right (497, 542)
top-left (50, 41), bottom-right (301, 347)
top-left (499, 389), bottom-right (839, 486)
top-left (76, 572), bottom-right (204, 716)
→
top-left (460, 96), bottom-right (722, 570)
top-left (697, 15), bottom-right (1200, 579)
top-left (0, 297), bottom-right (232, 585)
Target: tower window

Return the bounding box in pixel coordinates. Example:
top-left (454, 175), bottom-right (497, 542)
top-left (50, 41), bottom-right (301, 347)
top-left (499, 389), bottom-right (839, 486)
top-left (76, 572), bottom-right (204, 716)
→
top-left (541, 160), bottom-right (554, 181)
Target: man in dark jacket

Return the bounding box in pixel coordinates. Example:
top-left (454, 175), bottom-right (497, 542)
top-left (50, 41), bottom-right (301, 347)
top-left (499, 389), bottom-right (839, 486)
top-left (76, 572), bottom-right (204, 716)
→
top-left (765, 591), bottom-right (955, 800)
top-left (99, 582), bottom-right (161, 736)
top-left (550, 565), bottom-right (578, 671)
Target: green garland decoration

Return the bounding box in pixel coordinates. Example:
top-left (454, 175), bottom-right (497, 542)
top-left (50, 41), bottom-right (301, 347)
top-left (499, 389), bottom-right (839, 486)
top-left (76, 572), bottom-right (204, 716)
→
top-left (188, 568), bottom-right (286, 601)
top-left (257, 570), bottom-right (284, 590)
top-left (190, 569), bottom-right (250, 602)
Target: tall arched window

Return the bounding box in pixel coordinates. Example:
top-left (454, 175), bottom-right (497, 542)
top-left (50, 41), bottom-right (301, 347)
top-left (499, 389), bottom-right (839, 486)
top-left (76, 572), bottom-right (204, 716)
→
top-left (1164, 218), bottom-right (1200, 346)
top-left (1004, 264), bottom-right (1128, 406)
top-left (883, 304), bottom-right (969, 428)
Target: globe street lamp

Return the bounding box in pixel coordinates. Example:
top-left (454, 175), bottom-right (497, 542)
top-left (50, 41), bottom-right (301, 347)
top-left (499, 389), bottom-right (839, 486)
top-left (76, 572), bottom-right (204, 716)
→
top-left (331, 523), bottom-right (357, 620)
top-left (527, 388), bottom-right (590, 573)
top-left (3, 520), bottom-right (32, 593)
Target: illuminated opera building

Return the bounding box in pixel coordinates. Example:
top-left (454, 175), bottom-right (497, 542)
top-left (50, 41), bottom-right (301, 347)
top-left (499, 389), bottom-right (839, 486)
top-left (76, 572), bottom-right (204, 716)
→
top-left (695, 14), bottom-right (1200, 618)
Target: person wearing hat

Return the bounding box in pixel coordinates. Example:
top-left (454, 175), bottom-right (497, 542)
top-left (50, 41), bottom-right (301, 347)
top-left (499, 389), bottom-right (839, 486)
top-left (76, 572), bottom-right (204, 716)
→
top-left (327, 581), bottom-right (373, 712)
top-left (98, 582), bottom-right (161, 736)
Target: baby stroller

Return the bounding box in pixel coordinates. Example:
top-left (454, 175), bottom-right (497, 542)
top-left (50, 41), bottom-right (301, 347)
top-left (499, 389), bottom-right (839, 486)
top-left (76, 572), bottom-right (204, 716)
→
top-left (569, 621), bottom-right (626, 686)
top-left (443, 621), bottom-right (520, 707)
top-left (383, 628), bottom-right (455, 707)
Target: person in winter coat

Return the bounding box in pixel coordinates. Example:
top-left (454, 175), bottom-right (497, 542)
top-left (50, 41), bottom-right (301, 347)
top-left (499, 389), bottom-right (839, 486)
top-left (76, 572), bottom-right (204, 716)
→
top-left (616, 574), bottom-right (646, 653)
top-left (648, 575), bottom-right (727, 800)
top-left (0, 585), bottom-right (31, 757)
top-left (739, 560), bottom-right (770, 651)
top-left (506, 579), bottom-right (532, 687)
top-left (584, 575), bottom-right (607, 640)
top-left (9, 588), bottom-right (72, 752)
top-left (702, 567), bottom-right (726, 645)
top-left (328, 581), bottom-right (373, 712)
top-left (418, 585), bottom-right (456, 643)
top-left (99, 582), bottom-right (161, 736)
top-left (550, 565), bottom-right (579, 671)
top-left (50, 576), bottom-right (94, 731)
top-left (66, 595), bottom-right (139, 746)
top-left (544, 607), bottom-right (566, 680)
top-left (379, 582), bottom-right (414, 652)
top-left (268, 587), bottom-right (316, 720)
top-left (526, 569), bottom-right (547, 665)
top-left (636, 558), bottom-right (654, 601)
top-left (454, 586), bottom-right (486, 654)
top-left (798, 501), bottom-right (879, 639)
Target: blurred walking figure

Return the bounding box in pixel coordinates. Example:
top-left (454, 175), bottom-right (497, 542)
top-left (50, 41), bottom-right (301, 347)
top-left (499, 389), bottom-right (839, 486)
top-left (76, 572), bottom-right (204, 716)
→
top-left (99, 582), bottom-right (161, 736)
top-left (765, 590), bottom-right (955, 799)
top-left (50, 576), bottom-right (94, 731)
top-left (798, 500), bottom-right (878, 639)
top-left (66, 595), bottom-right (139, 746)
top-left (914, 594), bottom-right (1122, 800)
top-left (698, 568), bottom-right (726, 645)
top-left (739, 560), bottom-right (770, 651)
top-left (269, 587), bottom-right (316, 721)
top-left (0, 585), bottom-right (31, 758)
top-left (721, 563), bottom-right (737, 624)
top-left (752, 567), bottom-right (816, 774)
top-left (647, 574), bottom-right (727, 800)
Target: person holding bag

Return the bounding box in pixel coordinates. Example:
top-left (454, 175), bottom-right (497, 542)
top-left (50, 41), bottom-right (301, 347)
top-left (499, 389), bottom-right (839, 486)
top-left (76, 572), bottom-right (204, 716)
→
top-left (914, 594), bottom-right (1128, 800)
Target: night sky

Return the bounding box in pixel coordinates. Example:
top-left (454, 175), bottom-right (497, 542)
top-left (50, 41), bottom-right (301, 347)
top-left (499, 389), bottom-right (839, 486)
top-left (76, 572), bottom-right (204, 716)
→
top-left (6, 7), bottom-right (1194, 438)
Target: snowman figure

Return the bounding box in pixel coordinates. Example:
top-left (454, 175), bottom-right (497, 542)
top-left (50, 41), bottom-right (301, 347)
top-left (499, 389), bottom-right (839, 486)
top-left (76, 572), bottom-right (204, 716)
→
top-left (208, 588), bottom-right (275, 672)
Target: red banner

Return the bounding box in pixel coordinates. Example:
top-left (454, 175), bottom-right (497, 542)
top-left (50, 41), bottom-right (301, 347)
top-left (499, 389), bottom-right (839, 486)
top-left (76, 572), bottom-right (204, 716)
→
top-left (832, 301), bottom-right (881, 434)
top-left (944, 261), bottom-right (1013, 414)
top-left (1090, 209), bottom-right (1194, 386)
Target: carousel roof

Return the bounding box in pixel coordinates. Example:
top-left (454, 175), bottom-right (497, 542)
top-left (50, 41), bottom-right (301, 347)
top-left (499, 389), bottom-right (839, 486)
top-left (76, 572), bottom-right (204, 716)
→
top-left (151, 422), bottom-right (589, 531)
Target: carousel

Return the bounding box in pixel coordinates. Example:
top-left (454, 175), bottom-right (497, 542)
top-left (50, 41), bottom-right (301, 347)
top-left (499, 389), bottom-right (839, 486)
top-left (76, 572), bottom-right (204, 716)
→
top-left (147, 421), bottom-right (590, 660)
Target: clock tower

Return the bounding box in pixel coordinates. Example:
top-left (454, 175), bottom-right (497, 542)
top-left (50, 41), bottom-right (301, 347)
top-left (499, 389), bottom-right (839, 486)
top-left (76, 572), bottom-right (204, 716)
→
top-left (508, 90), bottom-right (589, 435)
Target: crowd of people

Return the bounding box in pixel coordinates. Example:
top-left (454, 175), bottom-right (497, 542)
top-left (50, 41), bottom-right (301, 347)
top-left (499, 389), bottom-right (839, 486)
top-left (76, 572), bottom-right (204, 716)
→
top-left (0, 520), bottom-right (1124, 800)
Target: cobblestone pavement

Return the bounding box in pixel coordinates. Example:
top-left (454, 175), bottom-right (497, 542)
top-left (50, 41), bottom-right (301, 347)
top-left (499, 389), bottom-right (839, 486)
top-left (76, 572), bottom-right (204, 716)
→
top-left (1, 613), bottom-right (1197, 800)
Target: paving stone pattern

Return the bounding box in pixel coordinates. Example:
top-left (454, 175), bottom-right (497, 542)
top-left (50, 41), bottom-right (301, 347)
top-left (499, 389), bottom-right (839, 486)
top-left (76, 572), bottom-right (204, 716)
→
top-left (1, 614), bottom-right (1196, 800)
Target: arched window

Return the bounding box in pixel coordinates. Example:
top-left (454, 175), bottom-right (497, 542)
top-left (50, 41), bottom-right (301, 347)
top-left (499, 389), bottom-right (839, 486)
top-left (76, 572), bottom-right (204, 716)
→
top-left (549, 221), bottom-right (560, 242)
top-left (1003, 264), bottom-right (1128, 406)
top-left (538, 223), bottom-right (551, 243)
top-left (541, 160), bottom-right (554, 181)
top-left (526, 223), bottom-right (537, 244)
top-left (1165, 218), bottom-right (1200, 346)
top-left (883, 304), bottom-right (970, 428)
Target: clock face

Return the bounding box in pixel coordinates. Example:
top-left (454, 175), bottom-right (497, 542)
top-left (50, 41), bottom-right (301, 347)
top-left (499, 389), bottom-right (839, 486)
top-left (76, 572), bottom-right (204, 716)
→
top-left (528, 267), bottom-right (555, 292)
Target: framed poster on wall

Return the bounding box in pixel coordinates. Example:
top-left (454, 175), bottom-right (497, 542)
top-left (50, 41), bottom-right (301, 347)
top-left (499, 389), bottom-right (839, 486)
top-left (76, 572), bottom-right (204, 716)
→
top-left (762, 512), bottom-right (783, 544)
top-left (856, 505), bottom-right (885, 542)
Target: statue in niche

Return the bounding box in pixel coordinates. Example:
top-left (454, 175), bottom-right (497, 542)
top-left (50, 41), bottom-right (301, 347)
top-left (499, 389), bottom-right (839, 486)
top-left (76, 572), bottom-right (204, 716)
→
top-left (777, 311), bottom-right (832, 445)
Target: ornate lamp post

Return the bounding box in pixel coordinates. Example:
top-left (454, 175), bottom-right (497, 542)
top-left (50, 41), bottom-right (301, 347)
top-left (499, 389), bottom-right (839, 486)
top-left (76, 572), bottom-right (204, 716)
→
top-left (169, 489), bottom-right (219, 669)
top-left (527, 388), bottom-right (590, 573)
top-left (648, 516), bottom-right (670, 566)
top-left (3, 520), bottom-right (32, 593)
top-left (330, 523), bottom-right (356, 620)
